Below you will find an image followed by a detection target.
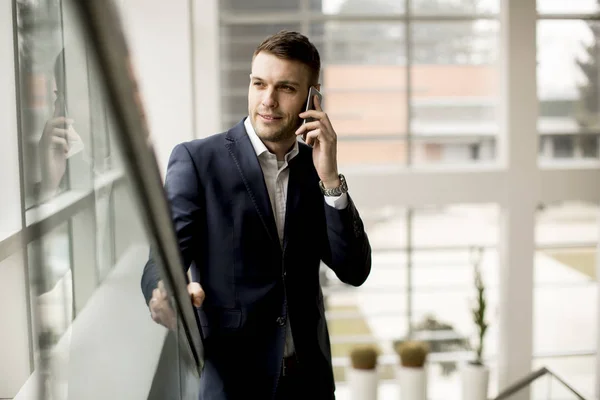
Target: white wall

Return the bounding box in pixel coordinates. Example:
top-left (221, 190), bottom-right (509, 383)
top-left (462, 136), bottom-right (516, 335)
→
top-left (0, 0), bottom-right (22, 237)
top-left (0, 1), bottom-right (32, 397)
top-left (116, 0), bottom-right (200, 177)
top-left (0, 254), bottom-right (32, 398)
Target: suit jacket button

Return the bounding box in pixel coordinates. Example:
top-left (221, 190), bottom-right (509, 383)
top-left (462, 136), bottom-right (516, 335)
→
top-left (276, 316), bottom-right (286, 326)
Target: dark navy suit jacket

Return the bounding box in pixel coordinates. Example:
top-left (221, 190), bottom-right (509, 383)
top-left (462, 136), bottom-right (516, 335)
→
top-left (142, 120), bottom-right (372, 399)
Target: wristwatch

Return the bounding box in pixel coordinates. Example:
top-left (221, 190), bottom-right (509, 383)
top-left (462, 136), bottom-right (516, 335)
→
top-left (319, 174), bottom-right (348, 197)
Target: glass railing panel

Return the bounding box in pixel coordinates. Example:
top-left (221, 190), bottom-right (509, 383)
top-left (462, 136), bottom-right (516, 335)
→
top-left (493, 368), bottom-right (587, 400)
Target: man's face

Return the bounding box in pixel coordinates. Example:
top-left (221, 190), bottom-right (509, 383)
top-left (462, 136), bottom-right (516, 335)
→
top-left (248, 52), bottom-right (312, 144)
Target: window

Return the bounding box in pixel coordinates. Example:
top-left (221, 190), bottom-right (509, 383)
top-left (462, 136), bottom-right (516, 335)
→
top-left (219, 0), bottom-right (501, 167)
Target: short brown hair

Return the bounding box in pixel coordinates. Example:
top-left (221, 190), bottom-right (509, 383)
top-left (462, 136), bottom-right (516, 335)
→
top-left (253, 30), bottom-right (321, 86)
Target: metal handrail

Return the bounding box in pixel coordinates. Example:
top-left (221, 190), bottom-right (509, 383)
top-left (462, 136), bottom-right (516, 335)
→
top-left (493, 367), bottom-right (587, 400)
top-left (71, 0), bottom-right (204, 375)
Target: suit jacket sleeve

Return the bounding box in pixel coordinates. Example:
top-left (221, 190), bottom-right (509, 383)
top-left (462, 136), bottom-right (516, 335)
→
top-left (321, 194), bottom-right (372, 287)
top-left (141, 143), bottom-right (203, 305)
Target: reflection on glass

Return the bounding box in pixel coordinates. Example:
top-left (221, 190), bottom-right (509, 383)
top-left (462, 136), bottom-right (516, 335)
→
top-left (16, 0), bottom-right (117, 209)
top-left (16, 0), bottom-right (70, 207)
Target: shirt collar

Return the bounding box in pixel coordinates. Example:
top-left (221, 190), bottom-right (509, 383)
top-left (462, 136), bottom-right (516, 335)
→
top-left (244, 117), bottom-right (299, 161)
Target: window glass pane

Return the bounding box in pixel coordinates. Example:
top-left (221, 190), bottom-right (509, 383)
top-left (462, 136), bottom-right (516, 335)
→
top-left (411, 21), bottom-right (499, 165)
top-left (221, 0), bottom-right (300, 12)
top-left (324, 206), bottom-right (408, 382)
top-left (326, 203), bottom-right (500, 396)
top-left (319, 21), bottom-right (407, 164)
top-left (532, 356), bottom-right (595, 399)
top-left (412, 0), bottom-right (499, 15)
top-left (322, 0), bottom-right (405, 15)
top-left (534, 201), bottom-right (598, 397)
top-left (321, 22), bottom-right (406, 65)
top-left (538, 20), bottom-right (600, 161)
top-left (338, 140), bottom-right (407, 165)
top-left (411, 204), bottom-right (499, 394)
top-left (537, 0), bottom-right (600, 14)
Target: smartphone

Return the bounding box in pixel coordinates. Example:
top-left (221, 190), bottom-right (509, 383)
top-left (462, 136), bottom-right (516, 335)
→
top-left (53, 91), bottom-right (69, 138)
top-left (301, 86), bottom-right (322, 144)
top-left (53, 91), bottom-right (68, 119)
top-left (303, 86), bottom-right (322, 124)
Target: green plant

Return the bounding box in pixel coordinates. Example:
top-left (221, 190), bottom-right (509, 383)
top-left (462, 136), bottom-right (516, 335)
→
top-left (349, 346), bottom-right (378, 370)
top-left (471, 264), bottom-right (488, 366)
top-left (394, 341), bottom-right (429, 368)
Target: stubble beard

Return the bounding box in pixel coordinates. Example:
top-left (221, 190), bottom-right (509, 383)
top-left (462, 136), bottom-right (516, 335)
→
top-left (254, 114), bottom-right (302, 144)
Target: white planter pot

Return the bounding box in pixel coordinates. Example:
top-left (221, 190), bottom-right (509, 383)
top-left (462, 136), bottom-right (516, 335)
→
top-left (460, 363), bottom-right (490, 400)
top-left (396, 366), bottom-right (427, 400)
top-left (347, 368), bottom-right (378, 400)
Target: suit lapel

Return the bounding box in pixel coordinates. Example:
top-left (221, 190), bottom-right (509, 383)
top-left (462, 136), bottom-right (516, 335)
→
top-left (225, 121), bottom-right (280, 248)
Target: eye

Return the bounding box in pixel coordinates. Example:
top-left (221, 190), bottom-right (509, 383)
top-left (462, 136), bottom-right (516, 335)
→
top-left (281, 85), bottom-right (295, 92)
top-left (253, 81), bottom-right (264, 87)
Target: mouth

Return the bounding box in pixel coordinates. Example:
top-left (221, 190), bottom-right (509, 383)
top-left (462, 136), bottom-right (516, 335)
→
top-left (258, 114), bottom-right (282, 122)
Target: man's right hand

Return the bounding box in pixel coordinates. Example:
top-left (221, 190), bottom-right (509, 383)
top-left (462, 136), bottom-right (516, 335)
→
top-left (187, 282), bottom-right (205, 307)
top-left (149, 281), bottom-right (205, 330)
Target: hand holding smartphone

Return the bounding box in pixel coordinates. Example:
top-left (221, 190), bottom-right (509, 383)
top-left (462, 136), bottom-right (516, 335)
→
top-left (53, 92), bottom-right (83, 158)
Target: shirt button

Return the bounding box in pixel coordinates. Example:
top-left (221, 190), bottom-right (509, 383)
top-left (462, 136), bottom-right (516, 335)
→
top-left (276, 316), bottom-right (286, 326)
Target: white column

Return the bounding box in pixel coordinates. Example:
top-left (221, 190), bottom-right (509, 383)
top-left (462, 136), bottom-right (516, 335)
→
top-left (191, 0), bottom-right (222, 138)
top-left (0, 0), bottom-right (22, 236)
top-left (597, 212), bottom-right (600, 399)
top-left (0, 1), bottom-right (33, 397)
top-left (498, 0), bottom-right (538, 398)
top-left (117, 0), bottom-right (199, 177)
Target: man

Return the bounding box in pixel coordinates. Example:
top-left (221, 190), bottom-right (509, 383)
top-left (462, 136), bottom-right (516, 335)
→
top-left (141, 31), bottom-right (372, 400)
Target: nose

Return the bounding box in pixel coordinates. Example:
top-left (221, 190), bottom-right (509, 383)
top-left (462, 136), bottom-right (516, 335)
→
top-left (261, 88), bottom-right (278, 109)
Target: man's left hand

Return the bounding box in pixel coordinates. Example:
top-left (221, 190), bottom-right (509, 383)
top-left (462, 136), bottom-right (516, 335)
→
top-left (296, 95), bottom-right (341, 189)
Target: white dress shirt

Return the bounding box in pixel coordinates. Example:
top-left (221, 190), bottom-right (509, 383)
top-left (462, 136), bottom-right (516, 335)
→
top-left (243, 117), bottom-right (348, 357)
